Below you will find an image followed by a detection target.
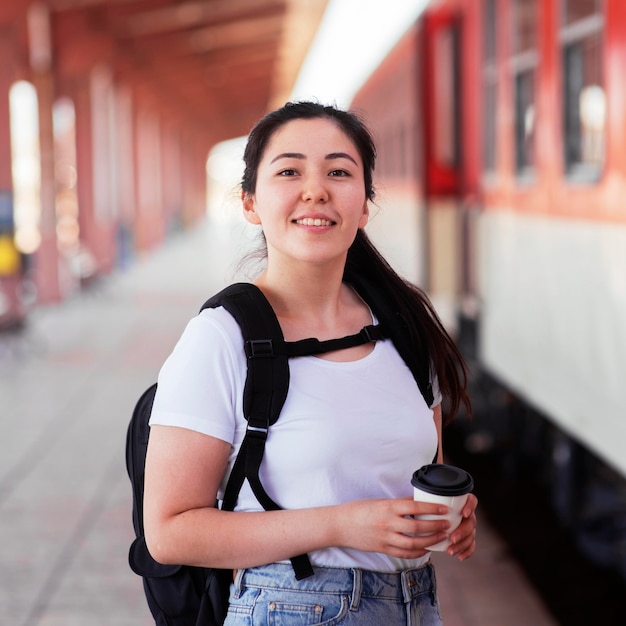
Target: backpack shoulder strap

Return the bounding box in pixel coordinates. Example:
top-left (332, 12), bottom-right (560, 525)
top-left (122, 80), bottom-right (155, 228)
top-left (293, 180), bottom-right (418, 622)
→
top-left (346, 274), bottom-right (434, 408)
top-left (201, 283), bottom-right (314, 579)
top-left (202, 283), bottom-right (290, 432)
top-left (200, 283), bottom-right (288, 513)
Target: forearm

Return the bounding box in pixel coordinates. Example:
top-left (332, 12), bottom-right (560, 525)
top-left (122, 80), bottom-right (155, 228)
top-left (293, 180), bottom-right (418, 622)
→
top-left (146, 504), bottom-right (341, 569)
top-left (144, 428), bottom-right (458, 567)
top-left (146, 497), bottom-right (456, 568)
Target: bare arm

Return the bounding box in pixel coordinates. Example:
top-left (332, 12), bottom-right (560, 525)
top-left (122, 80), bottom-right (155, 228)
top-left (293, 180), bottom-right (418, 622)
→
top-left (143, 425), bottom-right (453, 569)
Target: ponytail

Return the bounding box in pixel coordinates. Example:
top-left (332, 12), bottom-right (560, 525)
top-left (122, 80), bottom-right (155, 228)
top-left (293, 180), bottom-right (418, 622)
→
top-left (344, 230), bottom-right (470, 424)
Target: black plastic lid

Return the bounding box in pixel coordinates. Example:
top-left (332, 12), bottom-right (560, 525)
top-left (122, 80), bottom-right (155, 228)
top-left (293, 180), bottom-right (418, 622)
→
top-left (411, 464), bottom-right (474, 496)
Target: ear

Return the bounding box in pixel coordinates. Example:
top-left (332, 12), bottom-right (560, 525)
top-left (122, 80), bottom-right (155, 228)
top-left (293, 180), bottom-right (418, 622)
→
top-left (358, 201), bottom-right (369, 229)
top-left (242, 191), bottom-right (261, 225)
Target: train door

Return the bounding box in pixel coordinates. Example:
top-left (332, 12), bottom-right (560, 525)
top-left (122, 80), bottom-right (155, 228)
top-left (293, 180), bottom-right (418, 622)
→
top-left (421, 7), bottom-right (465, 331)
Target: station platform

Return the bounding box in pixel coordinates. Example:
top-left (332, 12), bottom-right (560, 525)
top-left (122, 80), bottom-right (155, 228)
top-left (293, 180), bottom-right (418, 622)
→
top-left (0, 218), bottom-right (558, 625)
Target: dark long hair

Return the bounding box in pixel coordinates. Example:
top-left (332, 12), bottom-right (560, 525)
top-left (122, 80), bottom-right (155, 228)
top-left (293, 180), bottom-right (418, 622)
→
top-left (242, 101), bottom-right (470, 423)
top-left (345, 230), bottom-right (470, 423)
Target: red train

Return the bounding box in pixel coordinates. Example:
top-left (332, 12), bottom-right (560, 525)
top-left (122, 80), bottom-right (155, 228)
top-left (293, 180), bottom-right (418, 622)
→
top-left (351, 0), bottom-right (626, 588)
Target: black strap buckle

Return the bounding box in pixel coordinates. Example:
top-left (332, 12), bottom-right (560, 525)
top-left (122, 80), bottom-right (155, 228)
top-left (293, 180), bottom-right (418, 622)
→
top-left (245, 339), bottom-right (274, 358)
top-left (361, 324), bottom-right (384, 342)
top-left (362, 326), bottom-right (375, 342)
top-left (246, 424), bottom-right (269, 436)
top-left (245, 422), bottom-right (270, 445)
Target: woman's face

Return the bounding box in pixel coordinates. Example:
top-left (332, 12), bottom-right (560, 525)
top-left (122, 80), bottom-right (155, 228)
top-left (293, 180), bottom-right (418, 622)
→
top-left (243, 117), bottom-right (369, 269)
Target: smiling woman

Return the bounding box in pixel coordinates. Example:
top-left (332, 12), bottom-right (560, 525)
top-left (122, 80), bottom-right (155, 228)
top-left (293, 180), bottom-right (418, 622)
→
top-left (144, 101), bottom-right (475, 625)
top-left (241, 116), bottom-right (369, 275)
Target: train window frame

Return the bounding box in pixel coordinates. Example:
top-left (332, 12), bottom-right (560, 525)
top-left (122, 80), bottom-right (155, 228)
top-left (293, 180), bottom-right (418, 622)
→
top-left (560, 3), bottom-right (605, 183)
top-left (511, 0), bottom-right (539, 183)
top-left (482, 0), bottom-right (497, 175)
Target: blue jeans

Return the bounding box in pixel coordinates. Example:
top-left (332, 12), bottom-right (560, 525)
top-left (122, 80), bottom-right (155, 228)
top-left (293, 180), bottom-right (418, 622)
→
top-left (223, 562), bottom-right (443, 625)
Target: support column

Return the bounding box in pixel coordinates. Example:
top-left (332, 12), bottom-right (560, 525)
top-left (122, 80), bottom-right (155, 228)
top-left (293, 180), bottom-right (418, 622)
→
top-left (66, 69), bottom-right (117, 280)
top-left (133, 84), bottom-right (164, 251)
top-left (71, 77), bottom-right (97, 277)
top-left (161, 119), bottom-right (183, 234)
top-left (55, 8), bottom-right (118, 279)
top-left (32, 69), bottom-right (61, 303)
top-left (88, 65), bottom-right (117, 273)
top-left (113, 84), bottom-right (135, 268)
top-left (0, 26), bottom-right (26, 326)
top-left (30, 2), bottom-right (61, 302)
top-left (180, 130), bottom-right (196, 227)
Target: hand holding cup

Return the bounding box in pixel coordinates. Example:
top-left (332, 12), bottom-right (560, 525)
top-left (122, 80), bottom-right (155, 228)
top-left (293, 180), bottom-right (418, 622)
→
top-left (411, 464), bottom-right (474, 551)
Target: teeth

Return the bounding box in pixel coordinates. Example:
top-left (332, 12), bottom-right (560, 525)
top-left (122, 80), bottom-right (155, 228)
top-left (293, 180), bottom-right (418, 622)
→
top-left (295, 218), bottom-right (333, 226)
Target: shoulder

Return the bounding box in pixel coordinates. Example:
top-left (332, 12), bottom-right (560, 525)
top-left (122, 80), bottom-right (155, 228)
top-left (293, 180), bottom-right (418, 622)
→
top-left (158, 305), bottom-right (245, 381)
top-left (179, 305), bottom-right (244, 350)
top-left (196, 305), bottom-right (245, 342)
top-left (151, 306), bottom-right (246, 440)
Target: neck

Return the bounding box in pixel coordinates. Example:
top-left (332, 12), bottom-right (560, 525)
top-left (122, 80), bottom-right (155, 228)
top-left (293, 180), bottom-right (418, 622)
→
top-left (256, 261), bottom-right (345, 319)
top-left (254, 256), bottom-right (373, 344)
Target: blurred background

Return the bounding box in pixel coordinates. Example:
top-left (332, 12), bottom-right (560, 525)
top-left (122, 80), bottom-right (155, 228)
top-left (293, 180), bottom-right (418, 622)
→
top-left (1, 1), bottom-right (626, 624)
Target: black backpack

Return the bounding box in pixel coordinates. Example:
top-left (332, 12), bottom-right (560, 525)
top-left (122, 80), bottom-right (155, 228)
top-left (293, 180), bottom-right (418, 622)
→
top-left (125, 280), bottom-right (433, 626)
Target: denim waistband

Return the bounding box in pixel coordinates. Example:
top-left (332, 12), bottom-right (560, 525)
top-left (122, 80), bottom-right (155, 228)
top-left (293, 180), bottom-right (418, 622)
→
top-left (234, 562), bottom-right (437, 606)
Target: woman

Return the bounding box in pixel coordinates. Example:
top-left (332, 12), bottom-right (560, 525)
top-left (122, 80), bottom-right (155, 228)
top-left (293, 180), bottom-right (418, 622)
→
top-left (144, 101), bottom-right (477, 624)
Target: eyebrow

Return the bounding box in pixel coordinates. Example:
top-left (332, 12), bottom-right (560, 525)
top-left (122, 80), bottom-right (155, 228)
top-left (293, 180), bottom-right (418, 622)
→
top-left (269, 151), bottom-right (358, 165)
top-left (270, 152), bottom-right (305, 163)
top-left (326, 152), bottom-right (358, 165)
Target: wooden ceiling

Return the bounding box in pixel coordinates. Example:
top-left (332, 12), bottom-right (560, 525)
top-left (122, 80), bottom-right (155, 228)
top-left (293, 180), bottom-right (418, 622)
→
top-left (2, 0), bottom-right (328, 143)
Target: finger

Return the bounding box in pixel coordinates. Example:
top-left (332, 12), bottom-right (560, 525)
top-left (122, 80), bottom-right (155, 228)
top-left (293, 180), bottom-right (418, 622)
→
top-left (462, 494), bottom-right (478, 517)
top-left (448, 526), bottom-right (476, 557)
top-left (395, 530), bottom-right (450, 553)
top-left (398, 496), bottom-right (450, 513)
top-left (456, 540), bottom-right (477, 561)
top-left (404, 516), bottom-right (451, 537)
top-left (449, 541), bottom-right (476, 561)
top-left (449, 517), bottom-right (475, 545)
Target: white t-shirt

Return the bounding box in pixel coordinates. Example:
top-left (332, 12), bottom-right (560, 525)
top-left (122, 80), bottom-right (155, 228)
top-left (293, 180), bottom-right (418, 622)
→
top-left (150, 306), bottom-right (442, 572)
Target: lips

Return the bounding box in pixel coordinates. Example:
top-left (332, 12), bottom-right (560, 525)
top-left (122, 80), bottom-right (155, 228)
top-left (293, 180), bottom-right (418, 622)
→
top-left (293, 217), bottom-right (335, 226)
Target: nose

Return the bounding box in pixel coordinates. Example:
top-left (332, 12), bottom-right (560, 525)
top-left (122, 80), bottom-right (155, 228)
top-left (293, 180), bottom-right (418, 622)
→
top-left (301, 174), bottom-right (328, 203)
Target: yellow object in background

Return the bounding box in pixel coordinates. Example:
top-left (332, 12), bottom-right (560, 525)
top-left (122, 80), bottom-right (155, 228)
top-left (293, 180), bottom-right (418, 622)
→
top-left (0, 235), bottom-right (21, 276)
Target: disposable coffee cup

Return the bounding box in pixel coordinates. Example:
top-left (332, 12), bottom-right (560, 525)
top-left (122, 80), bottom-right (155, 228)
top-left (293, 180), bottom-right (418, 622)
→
top-left (411, 463), bottom-right (474, 551)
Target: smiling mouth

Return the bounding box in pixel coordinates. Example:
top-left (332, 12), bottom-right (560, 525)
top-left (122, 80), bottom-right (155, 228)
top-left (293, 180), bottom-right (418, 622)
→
top-left (294, 218), bottom-right (335, 226)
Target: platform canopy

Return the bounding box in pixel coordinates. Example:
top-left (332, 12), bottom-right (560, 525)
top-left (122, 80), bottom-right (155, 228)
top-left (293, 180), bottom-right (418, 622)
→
top-left (1, 0), bottom-right (328, 143)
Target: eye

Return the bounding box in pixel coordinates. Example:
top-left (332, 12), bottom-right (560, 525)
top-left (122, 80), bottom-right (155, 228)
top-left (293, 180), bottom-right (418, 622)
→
top-left (278, 168), bottom-right (298, 176)
top-left (329, 169), bottom-right (350, 177)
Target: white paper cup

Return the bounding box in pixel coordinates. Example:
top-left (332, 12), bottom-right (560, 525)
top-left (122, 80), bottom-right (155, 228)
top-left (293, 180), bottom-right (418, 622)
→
top-left (411, 464), bottom-right (474, 551)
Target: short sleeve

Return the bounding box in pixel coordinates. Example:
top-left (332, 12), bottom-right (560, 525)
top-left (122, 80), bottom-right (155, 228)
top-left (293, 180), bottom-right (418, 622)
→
top-left (149, 308), bottom-right (246, 443)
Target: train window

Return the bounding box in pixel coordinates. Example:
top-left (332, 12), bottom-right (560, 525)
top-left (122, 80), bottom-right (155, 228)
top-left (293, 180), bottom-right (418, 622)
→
top-left (482, 0), bottom-right (497, 172)
top-left (560, 0), bottom-right (604, 181)
top-left (511, 0), bottom-right (538, 177)
top-left (433, 27), bottom-right (459, 168)
top-left (563, 0), bottom-right (600, 24)
top-left (483, 0), bottom-right (496, 61)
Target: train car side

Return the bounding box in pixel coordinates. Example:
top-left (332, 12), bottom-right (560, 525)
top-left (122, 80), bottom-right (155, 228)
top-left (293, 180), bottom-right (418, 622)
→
top-left (351, 0), bottom-right (626, 592)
